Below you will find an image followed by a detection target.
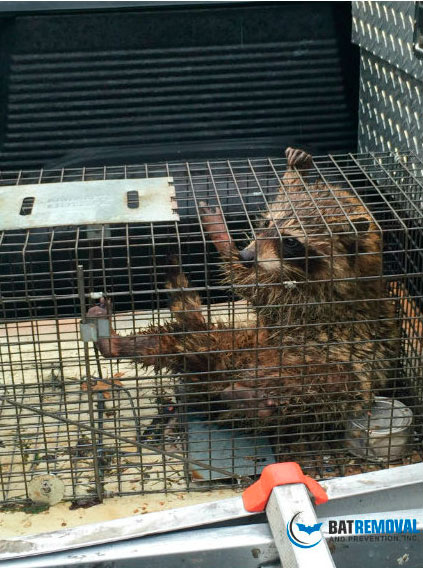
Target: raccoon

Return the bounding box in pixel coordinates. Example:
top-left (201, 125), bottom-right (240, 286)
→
top-left (199, 147), bottom-right (398, 405)
top-left (87, 148), bottom-right (398, 443)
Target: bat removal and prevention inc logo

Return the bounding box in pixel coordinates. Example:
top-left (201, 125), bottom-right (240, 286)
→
top-left (286, 512), bottom-right (323, 549)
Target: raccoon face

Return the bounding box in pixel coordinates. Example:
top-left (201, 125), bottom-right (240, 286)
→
top-left (239, 225), bottom-right (322, 278)
top-left (239, 216), bottom-right (377, 282)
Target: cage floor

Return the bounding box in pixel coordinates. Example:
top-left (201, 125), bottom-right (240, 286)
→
top-left (0, 301), bottom-right (270, 502)
top-left (1, 299), bottom-right (422, 511)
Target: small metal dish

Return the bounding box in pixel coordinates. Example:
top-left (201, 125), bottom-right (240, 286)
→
top-left (345, 397), bottom-right (413, 463)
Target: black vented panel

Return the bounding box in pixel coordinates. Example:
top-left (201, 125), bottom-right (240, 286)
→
top-left (0, 2), bottom-right (358, 168)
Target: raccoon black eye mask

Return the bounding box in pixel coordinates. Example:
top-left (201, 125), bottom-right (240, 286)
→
top-left (276, 235), bottom-right (321, 274)
top-left (280, 236), bottom-right (306, 259)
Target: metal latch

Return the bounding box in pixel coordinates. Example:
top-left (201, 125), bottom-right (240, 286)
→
top-left (80, 319), bottom-right (110, 343)
top-left (80, 292), bottom-right (110, 342)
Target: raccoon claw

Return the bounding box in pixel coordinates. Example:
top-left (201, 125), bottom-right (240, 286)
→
top-left (285, 147), bottom-right (313, 170)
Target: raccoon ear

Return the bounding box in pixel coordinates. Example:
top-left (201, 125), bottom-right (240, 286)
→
top-left (339, 216), bottom-right (372, 255)
top-left (329, 216), bottom-right (371, 236)
top-left (350, 216), bottom-right (370, 234)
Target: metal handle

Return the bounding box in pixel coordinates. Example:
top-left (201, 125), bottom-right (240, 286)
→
top-left (266, 484), bottom-right (335, 568)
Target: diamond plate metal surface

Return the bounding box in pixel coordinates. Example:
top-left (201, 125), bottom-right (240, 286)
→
top-left (358, 50), bottom-right (423, 156)
top-left (353, 2), bottom-right (423, 166)
top-left (352, 1), bottom-right (423, 81)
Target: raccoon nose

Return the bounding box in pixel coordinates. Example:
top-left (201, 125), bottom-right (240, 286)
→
top-left (239, 247), bottom-right (255, 265)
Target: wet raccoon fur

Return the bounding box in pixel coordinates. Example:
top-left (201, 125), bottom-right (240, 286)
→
top-left (87, 148), bottom-right (399, 447)
top-left (199, 147), bottom-right (398, 406)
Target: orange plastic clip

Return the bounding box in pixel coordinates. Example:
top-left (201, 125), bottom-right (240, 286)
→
top-left (242, 462), bottom-right (328, 513)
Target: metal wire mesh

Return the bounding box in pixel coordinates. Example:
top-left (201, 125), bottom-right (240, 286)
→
top-left (0, 151), bottom-right (422, 504)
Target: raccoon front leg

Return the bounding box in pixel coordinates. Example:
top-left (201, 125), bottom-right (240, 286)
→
top-left (165, 260), bottom-right (206, 331)
top-left (87, 298), bottom-right (216, 375)
top-left (86, 298), bottom-right (164, 363)
top-left (199, 201), bottom-right (251, 279)
top-left (86, 267), bottom-right (211, 369)
top-left (198, 201), bottom-right (235, 258)
top-left (281, 147), bottom-right (313, 189)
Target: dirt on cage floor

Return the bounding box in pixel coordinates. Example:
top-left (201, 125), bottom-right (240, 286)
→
top-left (0, 488), bottom-right (241, 538)
top-left (0, 456), bottom-right (422, 539)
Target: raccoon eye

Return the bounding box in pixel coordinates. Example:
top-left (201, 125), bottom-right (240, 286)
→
top-left (283, 237), bottom-right (301, 250)
top-left (281, 237), bottom-right (306, 260)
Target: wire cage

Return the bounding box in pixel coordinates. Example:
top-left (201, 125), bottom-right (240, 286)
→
top-left (0, 150), bottom-right (422, 505)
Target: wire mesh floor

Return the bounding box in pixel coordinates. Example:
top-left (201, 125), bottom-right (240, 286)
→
top-left (1, 150), bottom-right (423, 504)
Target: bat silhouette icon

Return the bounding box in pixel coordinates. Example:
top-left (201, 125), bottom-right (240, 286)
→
top-left (296, 522), bottom-right (323, 535)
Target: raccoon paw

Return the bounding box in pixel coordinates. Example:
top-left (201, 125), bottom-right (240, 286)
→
top-left (198, 201), bottom-right (231, 251)
top-left (198, 201), bottom-right (224, 224)
top-left (87, 297), bottom-right (111, 318)
top-left (285, 147), bottom-right (313, 170)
